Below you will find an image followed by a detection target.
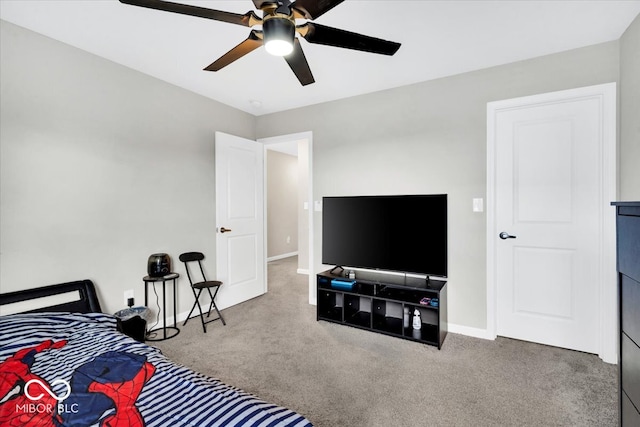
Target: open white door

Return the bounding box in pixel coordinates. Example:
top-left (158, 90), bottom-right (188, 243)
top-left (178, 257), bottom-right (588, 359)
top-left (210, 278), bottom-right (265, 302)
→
top-left (487, 83), bottom-right (617, 362)
top-left (215, 131), bottom-right (265, 309)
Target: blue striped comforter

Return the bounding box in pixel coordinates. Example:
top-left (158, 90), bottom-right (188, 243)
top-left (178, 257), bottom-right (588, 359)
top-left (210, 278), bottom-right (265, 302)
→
top-left (0, 312), bottom-right (312, 427)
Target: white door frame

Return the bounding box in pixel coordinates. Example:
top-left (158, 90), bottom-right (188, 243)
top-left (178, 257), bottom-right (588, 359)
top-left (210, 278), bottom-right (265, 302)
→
top-left (486, 83), bottom-right (617, 363)
top-left (258, 131), bottom-right (315, 305)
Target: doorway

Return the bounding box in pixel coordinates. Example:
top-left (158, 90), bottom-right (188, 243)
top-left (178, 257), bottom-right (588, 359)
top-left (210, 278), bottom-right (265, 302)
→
top-left (259, 132), bottom-right (314, 305)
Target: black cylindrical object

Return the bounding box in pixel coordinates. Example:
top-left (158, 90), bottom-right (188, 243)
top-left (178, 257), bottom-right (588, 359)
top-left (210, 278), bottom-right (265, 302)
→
top-left (148, 253), bottom-right (171, 277)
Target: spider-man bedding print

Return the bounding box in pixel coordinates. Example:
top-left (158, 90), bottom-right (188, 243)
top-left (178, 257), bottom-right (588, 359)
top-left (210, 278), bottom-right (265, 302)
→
top-left (0, 339), bottom-right (67, 427)
top-left (0, 340), bottom-right (155, 427)
top-left (0, 313), bottom-right (312, 427)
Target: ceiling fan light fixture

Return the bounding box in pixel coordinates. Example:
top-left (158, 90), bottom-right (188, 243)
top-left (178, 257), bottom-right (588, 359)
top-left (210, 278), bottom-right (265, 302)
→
top-left (265, 39), bottom-right (294, 56)
top-left (264, 17), bottom-right (295, 56)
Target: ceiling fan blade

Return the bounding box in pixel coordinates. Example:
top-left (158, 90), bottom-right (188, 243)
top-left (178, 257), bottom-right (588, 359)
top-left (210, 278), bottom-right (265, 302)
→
top-left (298, 22), bottom-right (401, 56)
top-left (292, 0), bottom-right (344, 20)
top-left (284, 39), bottom-right (315, 86)
top-left (204, 31), bottom-right (263, 72)
top-left (119, 0), bottom-right (261, 27)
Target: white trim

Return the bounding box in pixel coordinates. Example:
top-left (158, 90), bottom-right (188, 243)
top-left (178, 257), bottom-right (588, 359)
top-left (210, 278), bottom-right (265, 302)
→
top-left (598, 84), bottom-right (619, 364)
top-left (258, 131), bottom-right (315, 306)
top-left (296, 269), bottom-right (309, 275)
top-left (158, 309), bottom-right (223, 331)
top-left (150, 310), bottom-right (187, 330)
top-left (486, 101), bottom-right (498, 340)
top-left (267, 252), bottom-right (299, 262)
top-left (448, 323), bottom-right (494, 340)
top-left (486, 82), bottom-right (617, 363)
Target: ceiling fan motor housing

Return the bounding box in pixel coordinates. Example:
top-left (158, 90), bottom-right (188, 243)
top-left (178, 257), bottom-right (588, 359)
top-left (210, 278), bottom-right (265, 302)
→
top-left (263, 15), bottom-right (295, 55)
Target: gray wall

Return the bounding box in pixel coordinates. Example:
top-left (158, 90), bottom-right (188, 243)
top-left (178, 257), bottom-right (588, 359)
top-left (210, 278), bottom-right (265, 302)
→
top-left (620, 14), bottom-right (640, 201)
top-left (2, 17), bottom-right (636, 332)
top-left (0, 21), bottom-right (255, 315)
top-left (256, 41), bottom-right (621, 330)
top-left (266, 150), bottom-right (298, 258)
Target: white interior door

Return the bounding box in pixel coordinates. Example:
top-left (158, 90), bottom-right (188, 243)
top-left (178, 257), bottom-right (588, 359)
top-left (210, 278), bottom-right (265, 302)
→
top-left (215, 131), bottom-right (265, 309)
top-left (487, 83), bottom-right (616, 358)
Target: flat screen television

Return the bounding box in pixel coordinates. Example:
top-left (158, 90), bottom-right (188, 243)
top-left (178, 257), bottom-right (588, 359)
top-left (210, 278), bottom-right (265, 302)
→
top-left (322, 194), bottom-right (447, 277)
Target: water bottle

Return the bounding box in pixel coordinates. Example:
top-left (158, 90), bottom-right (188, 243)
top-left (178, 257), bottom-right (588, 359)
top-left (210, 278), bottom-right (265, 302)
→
top-left (403, 307), bottom-right (410, 328)
top-left (412, 309), bottom-right (421, 330)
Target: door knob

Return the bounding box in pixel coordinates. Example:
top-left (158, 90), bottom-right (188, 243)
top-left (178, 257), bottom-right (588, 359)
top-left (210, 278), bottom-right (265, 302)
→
top-left (499, 231), bottom-right (516, 240)
top-left (220, 227), bottom-right (232, 233)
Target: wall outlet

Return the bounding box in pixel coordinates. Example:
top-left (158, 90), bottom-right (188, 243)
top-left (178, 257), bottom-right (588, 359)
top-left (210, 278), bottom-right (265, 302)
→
top-left (286, 235), bottom-right (291, 244)
top-left (124, 290), bottom-right (134, 307)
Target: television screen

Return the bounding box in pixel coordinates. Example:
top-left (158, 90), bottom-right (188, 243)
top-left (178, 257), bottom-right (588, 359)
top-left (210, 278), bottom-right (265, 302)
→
top-left (322, 194), bottom-right (447, 277)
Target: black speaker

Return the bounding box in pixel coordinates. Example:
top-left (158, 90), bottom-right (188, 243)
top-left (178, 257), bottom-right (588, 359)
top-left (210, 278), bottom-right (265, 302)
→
top-left (147, 253), bottom-right (171, 277)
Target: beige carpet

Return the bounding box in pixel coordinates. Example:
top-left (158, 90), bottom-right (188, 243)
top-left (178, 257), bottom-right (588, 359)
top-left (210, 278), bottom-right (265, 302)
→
top-left (154, 256), bottom-right (618, 427)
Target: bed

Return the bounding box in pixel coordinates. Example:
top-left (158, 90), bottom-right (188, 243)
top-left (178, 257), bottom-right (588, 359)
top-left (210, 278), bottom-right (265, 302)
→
top-left (0, 280), bottom-right (313, 427)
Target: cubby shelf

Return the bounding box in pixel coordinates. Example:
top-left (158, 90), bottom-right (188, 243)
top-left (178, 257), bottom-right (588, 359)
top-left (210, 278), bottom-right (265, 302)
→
top-left (316, 269), bottom-right (447, 349)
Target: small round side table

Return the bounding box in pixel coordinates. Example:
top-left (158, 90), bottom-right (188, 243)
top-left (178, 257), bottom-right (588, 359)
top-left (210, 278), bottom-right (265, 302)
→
top-left (143, 272), bottom-right (180, 341)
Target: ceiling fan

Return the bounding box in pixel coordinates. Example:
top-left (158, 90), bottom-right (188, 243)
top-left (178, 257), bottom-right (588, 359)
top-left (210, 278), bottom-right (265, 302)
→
top-left (119, 0), bottom-right (401, 86)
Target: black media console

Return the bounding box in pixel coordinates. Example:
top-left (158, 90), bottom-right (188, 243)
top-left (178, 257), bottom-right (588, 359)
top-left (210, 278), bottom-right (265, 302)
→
top-left (316, 269), bottom-right (447, 349)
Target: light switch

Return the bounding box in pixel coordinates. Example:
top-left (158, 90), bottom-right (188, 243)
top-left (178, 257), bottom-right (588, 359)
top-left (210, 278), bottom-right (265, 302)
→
top-left (303, 201), bottom-right (309, 210)
top-left (314, 200), bottom-right (322, 212)
top-left (473, 198), bottom-right (484, 212)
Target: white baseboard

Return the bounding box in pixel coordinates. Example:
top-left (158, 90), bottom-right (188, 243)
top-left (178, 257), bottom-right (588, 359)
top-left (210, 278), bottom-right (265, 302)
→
top-left (267, 252), bottom-right (298, 262)
top-left (157, 308), bottom-right (491, 341)
top-left (447, 323), bottom-right (494, 340)
top-left (159, 310), bottom-right (492, 342)
top-left (147, 309), bottom-right (189, 330)
top-left (297, 268), bottom-right (309, 275)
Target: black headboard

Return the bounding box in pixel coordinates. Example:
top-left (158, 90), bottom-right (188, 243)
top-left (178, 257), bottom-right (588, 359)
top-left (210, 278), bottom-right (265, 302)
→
top-left (0, 280), bottom-right (102, 314)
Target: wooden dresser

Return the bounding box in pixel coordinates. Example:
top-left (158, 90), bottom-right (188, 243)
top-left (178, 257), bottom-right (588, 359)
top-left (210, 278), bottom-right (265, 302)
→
top-left (612, 201), bottom-right (640, 425)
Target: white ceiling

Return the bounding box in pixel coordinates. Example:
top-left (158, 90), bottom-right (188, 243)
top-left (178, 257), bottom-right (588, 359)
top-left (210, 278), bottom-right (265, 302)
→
top-left (1, 1), bottom-right (639, 116)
